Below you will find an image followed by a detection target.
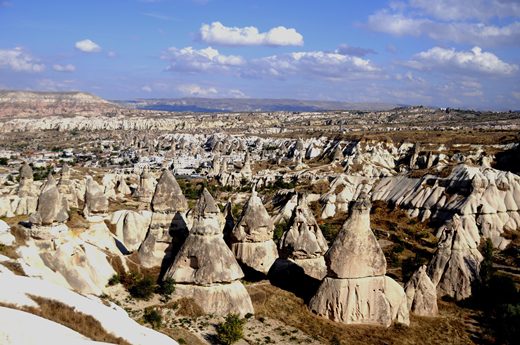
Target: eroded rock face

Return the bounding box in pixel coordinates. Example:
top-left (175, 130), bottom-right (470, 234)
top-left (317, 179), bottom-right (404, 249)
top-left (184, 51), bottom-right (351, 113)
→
top-left (231, 190), bottom-right (278, 275)
top-left (151, 170), bottom-right (188, 213)
top-left (279, 194), bottom-right (328, 279)
top-left (109, 210), bottom-right (152, 252)
top-left (18, 163), bottom-right (37, 198)
top-left (404, 265), bottom-right (438, 316)
top-left (29, 175), bottom-right (68, 226)
top-left (164, 189), bottom-right (254, 316)
top-left (427, 215), bottom-right (483, 301)
top-left (309, 195), bottom-right (410, 327)
top-left (135, 168), bottom-right (156, 204)
top-left (84, 176), bottom-right (108, 216)
top-left (138, 170), bottom-right (189, 268)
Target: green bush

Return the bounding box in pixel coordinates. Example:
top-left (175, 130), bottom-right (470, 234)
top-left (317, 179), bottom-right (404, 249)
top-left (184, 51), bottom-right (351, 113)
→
top-left (107, 274), bottom-right (120, 286)
top-left (143, 308), bottom-right (162, 329)
top-left (273, 221), bottom-right (288, 243)
top-left (215, 314), bottom-right (245, 345)
top-left (156, 277), bottom-right (175, 300)
top-left (128, 275), bottom-right (156, 300)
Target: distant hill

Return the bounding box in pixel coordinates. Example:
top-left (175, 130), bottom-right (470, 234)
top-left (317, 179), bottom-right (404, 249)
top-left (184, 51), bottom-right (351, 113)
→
top-left (119, 97), bottom-right (402, 112)
top-left (0, 90), bottom-right (119, 118)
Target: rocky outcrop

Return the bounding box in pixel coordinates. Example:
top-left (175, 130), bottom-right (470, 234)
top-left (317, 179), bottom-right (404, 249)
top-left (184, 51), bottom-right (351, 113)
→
top-left (109, 210), bottom-right (152, 252)
top-left (230, 190), bottom-right (278, 275)
top-left (427, 215), bottom-right (483, 301)
top-left (164, 188), bottom-right (254, 316)
top-left (18, 163), bottom-right (38, 198)
top-left (404, 265), bottom-right (438, 316)
top-left (83, 176), bottom-right (108, 217)
top-left (58, 164), bottom-right (80, 209)
top-left (138, 170), bottom-right (189, 268)
top-left (29, 174), bottom-right (68, 226)
top-left (134, 167), bottom-right (156, 205)
top-left (309, 194), bottom-right (410, 327)
top-left (279, 194), bottom-right (328, 280)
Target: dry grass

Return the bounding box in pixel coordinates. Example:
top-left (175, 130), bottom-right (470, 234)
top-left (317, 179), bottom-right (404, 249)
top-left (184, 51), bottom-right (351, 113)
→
top-left (0, 297), bottom-right (131, 345)
top-left (248, 283), bottom-right (483, 345)
top-left (0, 260), bottom-right (24, 275)
top-left (0, 244), bottom-right (19, 259)
top-left (66, 208), bottom-right (89, 230)
top-left (160, 326), bottom-right (207, 345)
top-left (165, 297), bottom-right (204, 318)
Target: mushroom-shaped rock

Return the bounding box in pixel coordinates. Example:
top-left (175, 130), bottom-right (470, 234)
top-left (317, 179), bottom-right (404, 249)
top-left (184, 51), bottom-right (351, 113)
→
top-left (163, 189), bottom-right (254, 316)
top-left (427, 215), bottom-right (483, 301)
top-left (29, 174), bottom-right (68, 226)
top-left (309, 194), bottom-right (410, 327)
top-left (231, 190), bottom-right (278, 275)
top-left (404, 265), bottom-right (438, 316)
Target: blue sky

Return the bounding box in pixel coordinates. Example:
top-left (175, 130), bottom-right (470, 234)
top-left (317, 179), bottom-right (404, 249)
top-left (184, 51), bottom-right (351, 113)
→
top-left (0, 0), bottom-right (519, 109)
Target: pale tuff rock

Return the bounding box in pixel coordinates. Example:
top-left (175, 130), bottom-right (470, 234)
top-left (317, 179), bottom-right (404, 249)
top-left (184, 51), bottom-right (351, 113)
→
top-left (0, 220), bottom-right (15, 246)
top-left (151, 170), bottom-right (188, 213)
top-left (404, 265), bottom-right (438, 316)
top-left (0, 274), bottom-right (177, 344)
top-left (83, 176), bottom-right (108, 216)
top-left (427, 215), bottom-right (483, 301)
top-left (164, 189), bottom-right (254, 316)
top-left (231, 190), bottom-right (278, 274)
top-left (320, 175), bottom-right (367, 219)
top-left (309, 195), bottom-right (410, 327)
top-left (279, 194), bottom-right (328, 279)
top-left (29, 174), bottom-right (68, 226)
top-left (58, 164), bottom-right (80, 209)
top-left (109, 210), bottom-right (152, 252)
top-left (138, 171), bottom-right (189, 268)
top-left (18, 162), bottom-right (38, 198)
top-left (115, 176), bottom-right (131, 197)
top-left (372, 164), bottom-right (520, 249)
top-left (40, 241), bottom-right (116, 295)
top-left (135, 167), bottom-right (156, 204)
top-left (325, 195), bottom-right (386, 279)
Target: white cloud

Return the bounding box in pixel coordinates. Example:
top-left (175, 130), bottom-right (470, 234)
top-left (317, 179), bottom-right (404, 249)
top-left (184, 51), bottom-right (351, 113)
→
top-left (0, 47), bottom-right (45, 72)
top-left (200, 21), bottom-right (303, 46)
top-left (141, 85), bottom-right (152, 93)
top-left (177, 84), bottom-right (218, 97)
top-left (409, 0), bottom-right (520, 21)
top-left (75, 39), bottom-right (101, 53)
top-left (248, 51), bottom-right (380, 80)
top-left (52, 64), bottom-right (76, 72)
top-left (163, 46), bottom-right (244, 72)
top-left (407, 46), bottom-right (518, 75)
top-left (367, 11), bottom-right (520, 46)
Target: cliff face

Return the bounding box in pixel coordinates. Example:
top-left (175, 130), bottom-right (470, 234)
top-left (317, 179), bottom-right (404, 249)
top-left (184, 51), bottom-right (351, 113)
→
top-left (0, 91), bottom-right (119, 118)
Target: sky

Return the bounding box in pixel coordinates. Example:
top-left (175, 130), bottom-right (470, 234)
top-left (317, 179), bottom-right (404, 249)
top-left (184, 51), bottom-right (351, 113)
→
top-left (0, 0), bottom-right (519, 109)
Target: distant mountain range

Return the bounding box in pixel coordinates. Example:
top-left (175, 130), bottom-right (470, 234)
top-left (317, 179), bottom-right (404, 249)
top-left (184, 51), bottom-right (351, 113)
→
top-left (0, 90), bottom-right (404, 118)
top-left (117, 97), bottom-right (403, 112)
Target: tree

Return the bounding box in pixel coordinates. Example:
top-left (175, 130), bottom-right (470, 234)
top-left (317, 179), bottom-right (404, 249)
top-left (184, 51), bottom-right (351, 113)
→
top-left (215, 314), bottom-right (245, 345)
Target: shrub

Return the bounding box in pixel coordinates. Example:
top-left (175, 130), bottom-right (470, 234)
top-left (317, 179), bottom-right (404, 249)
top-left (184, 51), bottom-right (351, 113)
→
top-left (215, 314), bottom-right (245, 345)
top-left (273, 221), bottom-right (288, 243)
top-left (128, 275), bottom-right (156, 300)
top-left (107, 274), bottom-right (120, 286)
top-left (143, 308), bottom-right (162, 329)
top-left (156, 277), bottom-right (175, 300)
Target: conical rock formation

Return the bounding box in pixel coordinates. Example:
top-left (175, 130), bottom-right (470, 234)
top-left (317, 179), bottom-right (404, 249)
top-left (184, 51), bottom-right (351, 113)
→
top-left (309, 194), bottom-right (410, 327)
top-left (427, 214), bottom-right (483, 301)
top-left (164, 188), bottom-right (254, 316)
top-left (231, 190), bottom-right (278, 275)
top-left (404, 265), bottom-right (438, 316)
top-left (279, 193), bottom-right (328, 279)
top-left (29, 174), bottom-right (68, 226)
top-left (138, 170), bottom-right (189, 268)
